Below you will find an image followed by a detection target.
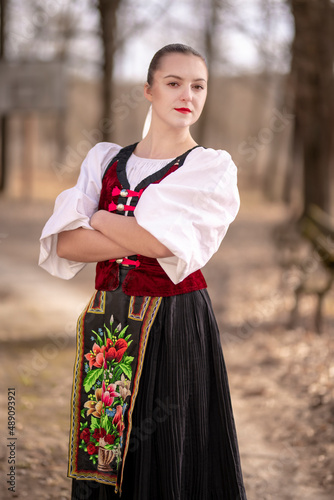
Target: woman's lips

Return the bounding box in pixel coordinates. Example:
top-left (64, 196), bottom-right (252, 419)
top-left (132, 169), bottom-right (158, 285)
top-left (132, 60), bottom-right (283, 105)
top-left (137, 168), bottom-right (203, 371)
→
top-left (174, 108), bottom-right (191, 114)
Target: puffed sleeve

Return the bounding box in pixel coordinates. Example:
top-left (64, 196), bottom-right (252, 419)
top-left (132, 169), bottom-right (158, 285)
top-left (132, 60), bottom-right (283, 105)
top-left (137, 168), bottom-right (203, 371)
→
top-left (134, 147), bottom-right (240, 284)
top-left (38, 142), bottom-right (122, 279)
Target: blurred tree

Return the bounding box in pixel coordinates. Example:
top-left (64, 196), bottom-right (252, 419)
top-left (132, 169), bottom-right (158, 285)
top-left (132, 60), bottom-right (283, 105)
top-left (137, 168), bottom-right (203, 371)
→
top-left (190, 0), bottom-right (293, 154)
top-left (289, 0), bottom-right (334, 213)
top-left (261, 0), bottom-right (291, 202)
top-left (97, 0), bottom-right (174, 141)
top-left (0, 0), bottom-right (7, 192)
top-left (195, 0), bottom-right (226, 144)
top-left (3, 0), bottom-right (295, 156)
top-left (97, 0), bottom-right (121, 142)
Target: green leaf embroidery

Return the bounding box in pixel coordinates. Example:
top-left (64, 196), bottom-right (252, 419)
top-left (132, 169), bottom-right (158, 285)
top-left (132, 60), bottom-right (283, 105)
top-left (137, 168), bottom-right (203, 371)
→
top-left (105, 419), bottom-right (112, 435)
top-left (111, 366), bottom-right (122, 383)
top-left (90, 416), bottom-right (101, 431)
top-left (100, 412), bottom-right (113, 434)
top-left (118, 325), bottom-right (129, 339)
top-left (117, 361), bottom-right (132, 379)
top-left (105, 325), bottom-right (112, 340)
top-left (91, 330), bottom-right (103, 347)
top-left (113, 396), bottom-right (122, 407)
top-left (104, 444), bottom-right (115, 450)
top-left (80, 421), bottom-right (88, 430)
top-left (83, 367), bottom-right (104, 393)
top-left (100, 413), bottom-right (108, 428)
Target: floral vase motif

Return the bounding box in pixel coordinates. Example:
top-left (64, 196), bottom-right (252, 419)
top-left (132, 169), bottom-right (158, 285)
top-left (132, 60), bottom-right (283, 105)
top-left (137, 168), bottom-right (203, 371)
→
top-left (98, 442), bottom-right (114, 471)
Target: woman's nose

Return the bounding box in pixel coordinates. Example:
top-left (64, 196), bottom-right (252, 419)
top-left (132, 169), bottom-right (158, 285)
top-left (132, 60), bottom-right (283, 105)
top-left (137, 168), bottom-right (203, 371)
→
top-left (180, 86), bottom-right (192, 101)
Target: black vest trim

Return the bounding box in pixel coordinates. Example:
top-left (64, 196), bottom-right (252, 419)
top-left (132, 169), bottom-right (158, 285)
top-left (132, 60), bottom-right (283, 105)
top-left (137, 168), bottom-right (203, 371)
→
top-left (102, 143), bottom-right (201, 190)
top-left (134, 145), bottom-right (200, 191)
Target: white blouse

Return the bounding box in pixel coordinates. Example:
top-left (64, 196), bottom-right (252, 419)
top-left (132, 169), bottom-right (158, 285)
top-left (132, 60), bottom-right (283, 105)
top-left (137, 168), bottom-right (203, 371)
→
top-left (39, 142), bottom-right (240, 285)
top-left (126, 153), bottom-right (173, 189)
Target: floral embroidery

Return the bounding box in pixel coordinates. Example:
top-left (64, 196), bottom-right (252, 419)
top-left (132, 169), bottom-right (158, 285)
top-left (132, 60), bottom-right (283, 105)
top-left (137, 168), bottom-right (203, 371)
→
top-left (78, 317), bottom-right (133, 472)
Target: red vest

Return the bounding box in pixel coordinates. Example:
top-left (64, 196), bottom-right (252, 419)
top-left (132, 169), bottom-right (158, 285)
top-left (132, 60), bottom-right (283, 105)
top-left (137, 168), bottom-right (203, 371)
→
top-left (95, 143), bottom-right (207, 297)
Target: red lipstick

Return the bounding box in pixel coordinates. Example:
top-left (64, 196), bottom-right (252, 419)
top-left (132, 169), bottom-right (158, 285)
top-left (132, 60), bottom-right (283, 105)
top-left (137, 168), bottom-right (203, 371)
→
top-left (175, 108), bottom-right (191, 114)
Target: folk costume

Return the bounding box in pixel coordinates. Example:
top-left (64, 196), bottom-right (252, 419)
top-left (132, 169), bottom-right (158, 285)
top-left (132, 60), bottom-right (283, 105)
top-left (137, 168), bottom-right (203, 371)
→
top-left (39, 142), bottom-right (247, 500)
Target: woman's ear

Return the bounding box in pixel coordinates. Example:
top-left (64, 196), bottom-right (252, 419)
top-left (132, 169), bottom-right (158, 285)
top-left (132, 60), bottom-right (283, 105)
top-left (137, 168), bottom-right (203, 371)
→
top-left (144, 82), bottom-right (153, 103)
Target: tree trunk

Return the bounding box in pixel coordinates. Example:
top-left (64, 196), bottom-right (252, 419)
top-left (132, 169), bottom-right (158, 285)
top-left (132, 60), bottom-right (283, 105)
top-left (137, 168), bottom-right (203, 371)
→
top-left (196, 0), bottom-right (223, 145)
top-left (0, 0), bottom-right (7, 192)
top-left (290, 0), bottom-right (334, 214)
top-left (98, 0), bottom-right (121, 142)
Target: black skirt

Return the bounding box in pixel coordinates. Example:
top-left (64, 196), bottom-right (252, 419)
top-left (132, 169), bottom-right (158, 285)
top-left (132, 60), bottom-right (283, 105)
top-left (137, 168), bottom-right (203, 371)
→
top-left (70, 275), bottom-right (247, 500)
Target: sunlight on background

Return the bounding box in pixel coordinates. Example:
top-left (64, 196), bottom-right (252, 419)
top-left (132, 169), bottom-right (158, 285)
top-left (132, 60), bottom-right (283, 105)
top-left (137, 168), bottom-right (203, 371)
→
top-left (5, 0), bottom-right (294, 80)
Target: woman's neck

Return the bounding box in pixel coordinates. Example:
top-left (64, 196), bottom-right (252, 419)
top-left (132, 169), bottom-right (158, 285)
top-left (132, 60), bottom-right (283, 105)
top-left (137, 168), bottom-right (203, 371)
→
top-left (135, 128), bottom-right (197, 159)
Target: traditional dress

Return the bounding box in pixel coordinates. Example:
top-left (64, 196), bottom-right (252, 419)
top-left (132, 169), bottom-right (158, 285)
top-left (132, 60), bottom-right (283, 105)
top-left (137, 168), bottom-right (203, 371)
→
top-left (39, 142), bottom-right (247, 500)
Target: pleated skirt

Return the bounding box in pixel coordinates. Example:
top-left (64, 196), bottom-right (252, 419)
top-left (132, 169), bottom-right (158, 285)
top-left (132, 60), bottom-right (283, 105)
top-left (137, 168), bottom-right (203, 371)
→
top-left (70, 281), bottom-right (247, 500)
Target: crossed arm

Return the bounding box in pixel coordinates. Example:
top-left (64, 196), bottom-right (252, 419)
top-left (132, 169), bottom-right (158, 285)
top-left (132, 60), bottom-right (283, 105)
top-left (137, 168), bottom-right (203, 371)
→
top-left (56, 210), bottom-right (173, 262)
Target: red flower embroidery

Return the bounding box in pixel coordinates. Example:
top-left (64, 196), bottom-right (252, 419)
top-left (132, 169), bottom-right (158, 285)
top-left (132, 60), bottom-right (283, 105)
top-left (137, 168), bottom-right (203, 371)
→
top-left (114, 339), bottom-right (128, 362)
top-left (80, 428), bottom-right (91, 443)
top-left (101, 381), bottom-right (120, 407)
top-left (112, 405), bottom-right (123, 425)
top-left (106, 347), bottom-right (116, 361)
top-left (84, 343), bottom-right (106, 369)
top-left (115, 348), bottom-right (126, 362)
top-left (92, 429), bottom-right (100, 440)
top-left (117, 420), bottom-right (125, 437)
top-left (87, 442), bottom-right (98, 455)
top-left (92, 427), bottom-right (106, 440)
top-left (105, 434), bottom-right (116, 445)
top-left (85, 338), bottom-right (128, 367)
top-left (115, 339), bottom-right (127, 350)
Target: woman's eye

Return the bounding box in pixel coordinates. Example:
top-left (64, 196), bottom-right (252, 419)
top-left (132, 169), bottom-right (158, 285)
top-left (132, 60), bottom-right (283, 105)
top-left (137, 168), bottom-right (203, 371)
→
top-left (168, 82), bottom-right (179, 87)
top-left (193, 85), bottom-right (204, 90)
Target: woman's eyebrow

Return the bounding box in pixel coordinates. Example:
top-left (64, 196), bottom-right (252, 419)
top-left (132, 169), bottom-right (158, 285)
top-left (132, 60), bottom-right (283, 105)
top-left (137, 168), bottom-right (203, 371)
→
top-left (163, 74), bottom-right (207, 82)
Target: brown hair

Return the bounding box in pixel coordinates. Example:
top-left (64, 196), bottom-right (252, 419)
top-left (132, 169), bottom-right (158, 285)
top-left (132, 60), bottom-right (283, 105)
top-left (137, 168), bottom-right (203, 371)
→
top-left (147, 43), bottom-right (207, 86)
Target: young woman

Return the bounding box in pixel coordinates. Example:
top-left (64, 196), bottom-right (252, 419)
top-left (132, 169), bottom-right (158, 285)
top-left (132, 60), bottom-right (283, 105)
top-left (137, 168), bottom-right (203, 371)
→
top-left (39, 44), bottom-right (247, 500)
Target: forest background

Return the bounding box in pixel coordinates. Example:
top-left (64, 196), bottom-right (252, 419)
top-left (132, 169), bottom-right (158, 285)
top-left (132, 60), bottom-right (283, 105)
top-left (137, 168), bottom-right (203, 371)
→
top-left (0, 1), bottom-right (333, 499)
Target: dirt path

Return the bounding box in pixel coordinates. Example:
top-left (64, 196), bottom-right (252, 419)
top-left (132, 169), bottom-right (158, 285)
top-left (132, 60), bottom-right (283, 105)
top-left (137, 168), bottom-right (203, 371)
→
top-left (0, 194), bottom-right (333, 499)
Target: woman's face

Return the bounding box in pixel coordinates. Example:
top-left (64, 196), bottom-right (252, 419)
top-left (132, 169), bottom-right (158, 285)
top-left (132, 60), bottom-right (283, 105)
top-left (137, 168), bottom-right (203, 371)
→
top-left (145, 53), bottom-right (208, 131)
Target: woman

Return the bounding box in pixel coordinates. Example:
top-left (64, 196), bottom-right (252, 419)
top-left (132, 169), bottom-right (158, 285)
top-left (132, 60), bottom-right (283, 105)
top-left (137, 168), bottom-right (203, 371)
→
top-left (39, 44), bottom-right (247, 500)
